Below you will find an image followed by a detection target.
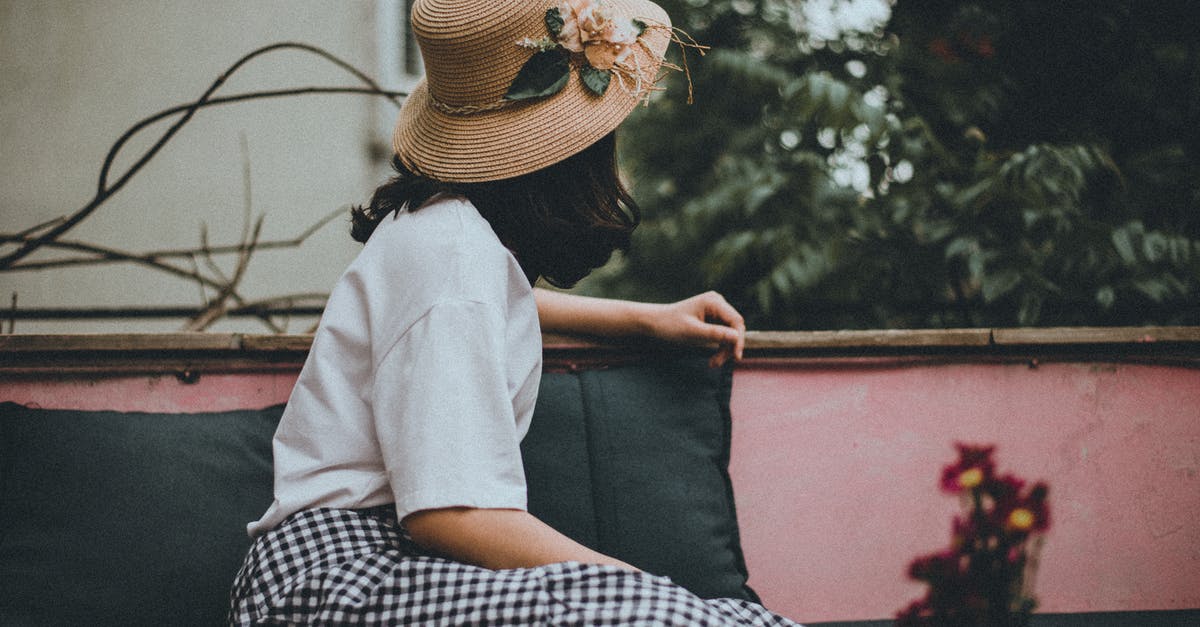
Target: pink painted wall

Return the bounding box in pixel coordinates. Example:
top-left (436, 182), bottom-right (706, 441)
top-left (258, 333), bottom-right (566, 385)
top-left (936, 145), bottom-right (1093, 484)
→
top-left (730, 360), bottom-right (1200, 622)
top-left (3, 358), bottom-right (1198, 623)
top-left (0, 372), bottom-right (296, 413)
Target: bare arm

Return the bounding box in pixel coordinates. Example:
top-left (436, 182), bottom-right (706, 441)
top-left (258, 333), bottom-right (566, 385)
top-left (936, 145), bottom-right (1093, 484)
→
top-left (534, 288), bottom-right (746, 367)
top-left (404, 507), bottom-right (636, 571)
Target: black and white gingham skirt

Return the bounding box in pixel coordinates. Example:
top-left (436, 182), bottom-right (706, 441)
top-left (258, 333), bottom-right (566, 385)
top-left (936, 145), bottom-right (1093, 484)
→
top-left (229, 506), bottom-right (801, 626)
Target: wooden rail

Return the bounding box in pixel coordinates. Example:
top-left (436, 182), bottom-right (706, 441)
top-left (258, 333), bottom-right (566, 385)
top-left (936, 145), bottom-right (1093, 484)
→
top-left (1, 327), bottom-right (1198, 376)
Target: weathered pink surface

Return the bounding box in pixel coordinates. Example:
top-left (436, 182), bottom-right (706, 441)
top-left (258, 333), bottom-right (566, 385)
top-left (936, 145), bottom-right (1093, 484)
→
top-left (730, 360), bottom-right (1200, 622)
top-left (3, 359), bottom-right (1198, 623)
top-left (0, 372), bottom-right (297, 413)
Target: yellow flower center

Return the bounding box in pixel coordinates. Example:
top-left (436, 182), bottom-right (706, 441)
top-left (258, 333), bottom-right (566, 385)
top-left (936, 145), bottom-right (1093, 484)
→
top-left (1007, 508), bottom-right (1035, 531)
top-left (958, 467), bottom-right (984, 489)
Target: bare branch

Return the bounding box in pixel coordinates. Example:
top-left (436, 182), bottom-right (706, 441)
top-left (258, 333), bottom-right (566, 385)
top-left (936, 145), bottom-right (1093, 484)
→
top-left (12, 216), bottom-right (67, 240)
top-left (186, 148), bottom-right (278, 334)
top-left (1, 235), bottom-right (229, 291)
top-left (235, 292), bottom-right (328, 313)
top-left (183, 216), bottom-right (264, 332)
top-left (0, 207), bottom-right (343, 269)
top-left (1, 231), bottom-right (281, 336)
top-left (198, 223), bottom-right (230, 285)
top-left (6, 295), bottom-right (329, 321)
top-left (186, 252), bottom-right (212, 307)
top-left (0, 42), bottom-right (406, 270)
top-left (239, 133), bottom-right (253, 249)
top-left (232, 218), bottom-right (266, 299)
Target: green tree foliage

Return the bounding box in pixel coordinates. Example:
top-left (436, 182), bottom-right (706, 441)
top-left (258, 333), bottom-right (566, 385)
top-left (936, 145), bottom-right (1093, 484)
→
top-left (595, 0), bottom-right (1200, 328)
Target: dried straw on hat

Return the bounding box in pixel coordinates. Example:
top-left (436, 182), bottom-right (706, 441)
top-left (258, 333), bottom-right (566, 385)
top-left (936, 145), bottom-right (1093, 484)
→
top-left (393, 0), bottom-right (673, 183)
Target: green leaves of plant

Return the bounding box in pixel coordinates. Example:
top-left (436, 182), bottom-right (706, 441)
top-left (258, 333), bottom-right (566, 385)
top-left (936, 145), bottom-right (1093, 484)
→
top-left (505, 49), bottom-right (570, 101)
top-left (545, 7), bottom-right (564, 37)
top-left (580, 64), bottom-right (611, 96)
top-left (508, 7), bottom-right (618, 100)
top-left (506, 52), bottom-right (615, 100)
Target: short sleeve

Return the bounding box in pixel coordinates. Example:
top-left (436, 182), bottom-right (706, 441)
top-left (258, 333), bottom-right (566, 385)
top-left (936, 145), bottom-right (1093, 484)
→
top-left (371, 299), bottom-right (528, 523)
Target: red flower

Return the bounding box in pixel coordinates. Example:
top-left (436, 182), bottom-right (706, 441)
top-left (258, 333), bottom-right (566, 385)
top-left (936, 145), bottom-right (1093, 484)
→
top-left (900, 444), bottom-right (1049, 623)
top-left (940, 443), bottom-right (996, 494)
top-left (987, 473), bottom-right (1026, 502)
top-left (999, 482), bottom-right (1050, 536)
top-left (950, 514), bottom-right (980, 550)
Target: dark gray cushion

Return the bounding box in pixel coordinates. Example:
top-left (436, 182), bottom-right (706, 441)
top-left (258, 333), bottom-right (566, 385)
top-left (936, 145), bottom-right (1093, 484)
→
top-left (0, 402), bottom-right (280, 626)
top-left (0, 356), bottom-right (754, 626)
top-left (523, 357), bottom-right (757, 602)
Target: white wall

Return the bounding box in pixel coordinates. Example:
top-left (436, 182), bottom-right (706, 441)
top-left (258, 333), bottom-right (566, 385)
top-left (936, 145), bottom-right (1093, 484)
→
top-left (1, 0), bottom-right (408, 333)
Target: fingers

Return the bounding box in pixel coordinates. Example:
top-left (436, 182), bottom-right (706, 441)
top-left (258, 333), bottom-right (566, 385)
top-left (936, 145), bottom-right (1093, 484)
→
top-left (708, 343), bottom-right (736, 368)
top-left (649, 291), bottom-right (746, 367)
top-left (699, 291), bottom-right (745, 361)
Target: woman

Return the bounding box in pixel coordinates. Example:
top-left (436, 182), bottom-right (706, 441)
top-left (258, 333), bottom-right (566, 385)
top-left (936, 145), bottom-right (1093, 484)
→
top-left (230, 0), bottom-right (799, 624)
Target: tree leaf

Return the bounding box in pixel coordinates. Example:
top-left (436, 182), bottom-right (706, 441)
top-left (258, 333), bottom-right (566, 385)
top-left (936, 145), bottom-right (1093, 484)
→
top-left (982, 269), bottom-right (1021, 303)
top-left (505, 49), bottom-right (570, 101)
top-left (1142, 231), bottom-right (1167, 263)
top-left (1133, 278), bottom-right (1170, 303)
top-left (580, 64), bottom-right (611, 96)
top-left (945, 236), bottom-right (976, 260)
top-left (545, 8), bottom-right (564, 38)
top-left (1017, 292), bottom-right (1043, 325)
top-left (1110, 226), bottom-right (1138, 266)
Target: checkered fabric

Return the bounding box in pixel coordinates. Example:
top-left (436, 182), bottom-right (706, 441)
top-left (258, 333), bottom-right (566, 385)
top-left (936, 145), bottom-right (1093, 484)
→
top-left (229, 506), bottom-right (801, 626)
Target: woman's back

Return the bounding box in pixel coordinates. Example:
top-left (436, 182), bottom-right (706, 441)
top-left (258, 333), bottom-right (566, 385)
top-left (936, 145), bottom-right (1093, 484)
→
top-left (248, 196), bottom-right (541, 536)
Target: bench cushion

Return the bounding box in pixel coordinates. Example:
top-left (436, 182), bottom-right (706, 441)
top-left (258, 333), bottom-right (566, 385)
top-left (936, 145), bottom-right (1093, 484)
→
top-left (524, 358), bottom-right (756, 602)
top-left (0, 402), bottom-right (279, 626)
top-left (0, 356), bottom-right (753, 625)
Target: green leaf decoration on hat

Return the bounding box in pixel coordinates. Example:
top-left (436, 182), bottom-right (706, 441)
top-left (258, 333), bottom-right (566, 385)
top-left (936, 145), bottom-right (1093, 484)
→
top-left (505, 48), bottom-right (571, 101)
top-left (580, 64), bottom-right (612, 96)
top-left (545, 7), bottom-right (564, 38)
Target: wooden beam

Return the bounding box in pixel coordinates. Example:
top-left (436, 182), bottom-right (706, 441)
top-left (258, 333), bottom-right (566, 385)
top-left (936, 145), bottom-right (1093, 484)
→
top-left (1, 328), bottom-right (1198, 376)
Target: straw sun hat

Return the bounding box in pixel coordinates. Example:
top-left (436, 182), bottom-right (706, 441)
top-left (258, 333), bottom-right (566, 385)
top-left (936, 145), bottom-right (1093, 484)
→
top-left (393, 0), bottom-right (674, 183)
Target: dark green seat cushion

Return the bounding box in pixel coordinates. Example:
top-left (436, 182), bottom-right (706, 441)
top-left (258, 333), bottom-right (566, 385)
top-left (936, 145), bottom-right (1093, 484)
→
top-left (0, 402), bottom-right (281, 626)
top-left (0, 356), bottom-right (754, 625)
top-left (522, 357), bottom-right (756, 602)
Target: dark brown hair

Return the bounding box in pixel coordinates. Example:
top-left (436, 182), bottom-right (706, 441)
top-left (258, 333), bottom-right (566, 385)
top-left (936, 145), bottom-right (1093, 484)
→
top-left (350, 133), bottom-right (638, 287)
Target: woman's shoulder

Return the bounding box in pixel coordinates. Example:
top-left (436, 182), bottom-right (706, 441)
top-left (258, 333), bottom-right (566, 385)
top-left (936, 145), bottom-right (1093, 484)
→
top-left (348, 195), bottom-right (524, 300)
top-left (369, 195), bottom-right (498, 255)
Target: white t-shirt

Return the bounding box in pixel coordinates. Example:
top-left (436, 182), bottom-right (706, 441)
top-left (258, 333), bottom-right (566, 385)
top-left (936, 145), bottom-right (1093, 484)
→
top-left (248, 195), bottom-right (543, 536)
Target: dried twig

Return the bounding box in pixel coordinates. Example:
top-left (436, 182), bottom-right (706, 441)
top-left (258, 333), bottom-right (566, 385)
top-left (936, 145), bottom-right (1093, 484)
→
top-left (0, 42), bottom-right (405, 270)
top-left (13, 216), bottom-right (66, 240)
top-left (184, 136), bottom-right (282, 333)
top-left (1, 224), bottom-right (285, 333)
top-left (198, 223), bottom-right (232, 286)
top-left (2, 235), bottom-right (232, 291)
top-left (0, 208), bottom-right (343, 270)
top-left (184, 216), bottom-right (264, 332)
top-left (6, 296), bottom-right (329, 321)
top-left (187, 252), bottom-right (211, 308)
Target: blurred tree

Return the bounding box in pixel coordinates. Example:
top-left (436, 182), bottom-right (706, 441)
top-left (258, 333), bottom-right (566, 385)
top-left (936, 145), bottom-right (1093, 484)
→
top-left (593, 0), bottom-right (1200, 329)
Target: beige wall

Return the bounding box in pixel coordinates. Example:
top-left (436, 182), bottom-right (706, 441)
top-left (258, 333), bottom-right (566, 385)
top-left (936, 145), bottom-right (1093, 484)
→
top-left (1, 0), bottom-right (403, 333)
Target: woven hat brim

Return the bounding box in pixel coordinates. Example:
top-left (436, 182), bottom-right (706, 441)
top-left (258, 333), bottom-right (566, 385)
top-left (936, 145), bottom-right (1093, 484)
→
top-left (393, 0), bottom-right (671, 183)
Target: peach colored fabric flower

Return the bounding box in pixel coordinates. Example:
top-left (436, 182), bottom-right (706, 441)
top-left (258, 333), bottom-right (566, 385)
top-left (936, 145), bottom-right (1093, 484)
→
top-left (556, 0), bottom-right (590, 52)
top-left (556, 0), bottom-right (639, 69)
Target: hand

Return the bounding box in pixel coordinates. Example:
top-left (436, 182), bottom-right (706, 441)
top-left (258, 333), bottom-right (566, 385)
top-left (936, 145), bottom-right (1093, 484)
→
top-left (643, 291), bottom-right (746, 368)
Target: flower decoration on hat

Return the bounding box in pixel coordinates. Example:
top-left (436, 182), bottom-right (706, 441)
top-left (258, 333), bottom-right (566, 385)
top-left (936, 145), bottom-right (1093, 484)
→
top-left (507, 0), bottom-right (654, 101)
